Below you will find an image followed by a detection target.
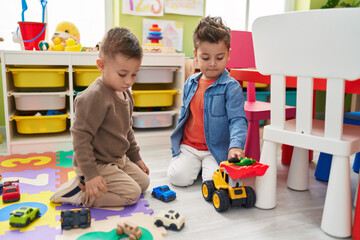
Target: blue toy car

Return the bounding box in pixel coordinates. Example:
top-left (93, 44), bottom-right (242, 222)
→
top-left (151, 185), bottom-right (176, 202)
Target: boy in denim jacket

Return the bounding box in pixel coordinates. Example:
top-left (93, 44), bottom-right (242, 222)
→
top-left (168, 16), bottom-right (248, 187)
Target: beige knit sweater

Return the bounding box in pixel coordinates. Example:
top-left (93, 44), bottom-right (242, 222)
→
top-left (71, 78), bottom-right (141, 181)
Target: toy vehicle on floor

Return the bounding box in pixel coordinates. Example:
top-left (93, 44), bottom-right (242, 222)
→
top-left (202, 157), bottom-right (269, 212)
top-left (154, 210), bottom-right (185, 231)
top-left (0, 180), bottom-right (19, 195)
top-left (9, 206), bottom-right (41, 227)
top-left (3, 184), bottom-right (20, 203)
top-left (151, 185), bottom-right (176, 202)
top-left (61, 208), bottom-right (91, 230)
top-left (116, 221), bottom-right (142, 240)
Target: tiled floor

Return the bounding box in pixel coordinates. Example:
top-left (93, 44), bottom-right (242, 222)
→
top-left (0, 126), bottom-right (358, 239)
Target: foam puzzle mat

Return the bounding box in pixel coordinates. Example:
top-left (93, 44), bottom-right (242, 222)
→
top-left (0, 151), bottom-right (165, 240)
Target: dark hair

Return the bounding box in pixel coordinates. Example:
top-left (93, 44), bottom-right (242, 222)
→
top-left (193, 16), bottom-right (231, 50)
top-left (99, 27), bottom-right (143, 60)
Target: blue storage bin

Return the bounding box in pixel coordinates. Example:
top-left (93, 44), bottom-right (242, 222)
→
top-left (344, 111), bottom-right (360, 126)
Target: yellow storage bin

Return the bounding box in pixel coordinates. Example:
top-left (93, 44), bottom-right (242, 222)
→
top-left (12, 113), bottom-right (69, 134)
top-left (73, 68), bottom-right (101, 87)
top-left (242, 82), bottom-right (267, 88)
top-left (132, 89), bottom-right (179, 107)
top-left (8, 68), bottom-right (67, 88)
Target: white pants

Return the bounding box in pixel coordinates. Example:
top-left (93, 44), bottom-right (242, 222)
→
top-left (167, 144), bottom-right (219, 187)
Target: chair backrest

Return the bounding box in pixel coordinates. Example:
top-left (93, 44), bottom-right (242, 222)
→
top-left (252, 8), bottom-right (360, 139)
top-left (227, 30), bottom-right (257, 102)
top-left (226, 30), bottom-right (256, 69)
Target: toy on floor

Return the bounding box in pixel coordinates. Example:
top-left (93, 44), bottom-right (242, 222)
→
top-left (61, 208), bottom-right (91, 230)
top-left (2, 180), bottom-right (20, 203)
top-left (9, 206), bottom-right (41, 227)
top-left (202, 158), bottom-right (269, 212)
top-left (0, 179), bottom-right (19, 195)
top-left (116, 221), bottom-right (143, 240)
top-left (151, 185), bottom-right (176, 202)
top-left (154, 210), bottom-right (185, 231)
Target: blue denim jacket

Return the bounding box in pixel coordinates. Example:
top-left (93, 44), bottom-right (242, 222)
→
top-left (171, 69), bottom-right (248, 164)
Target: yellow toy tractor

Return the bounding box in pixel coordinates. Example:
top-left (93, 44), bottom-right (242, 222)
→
top-left (202, 157), bottom-right (269, 212)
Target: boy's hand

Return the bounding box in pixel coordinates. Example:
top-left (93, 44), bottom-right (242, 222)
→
top-left (85, 176), bottom-right (107, 198)
top-left (136, 160), bottom-right (150, 175)
top-left (228, 147), bottom-right (245, 159)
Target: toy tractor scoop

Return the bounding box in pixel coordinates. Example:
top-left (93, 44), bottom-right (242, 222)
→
top-left (202, 157), bottom-right (269, 212)
top-left (220, 158), bottom-right (269, 179)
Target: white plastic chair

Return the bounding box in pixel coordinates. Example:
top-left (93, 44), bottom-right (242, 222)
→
top-left (252, 8), bottom-right (360, 238)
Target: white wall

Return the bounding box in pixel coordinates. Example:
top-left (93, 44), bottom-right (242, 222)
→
top-left (0, 0), bottom-right (106, 50)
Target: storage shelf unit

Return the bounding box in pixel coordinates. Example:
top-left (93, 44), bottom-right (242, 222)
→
top-left (1, 51), bottom-right (185, 154)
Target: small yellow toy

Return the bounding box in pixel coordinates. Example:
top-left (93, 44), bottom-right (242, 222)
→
top-left (65, 38), bottom-right (82, 51)
top-left (52, 37), bottom-right (64, 51)
top-left (49, 22), bottom-right (80, 51)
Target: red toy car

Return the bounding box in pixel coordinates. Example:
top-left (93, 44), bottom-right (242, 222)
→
top-left (3, 185), bottom-right (20, 203)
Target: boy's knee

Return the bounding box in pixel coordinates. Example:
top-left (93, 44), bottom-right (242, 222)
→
top-left (139, 175), bottom-right (150, 192)
top-left (125, 184), bottom-right (142, 205)
top-left (167, 167), bottom-right (195, 187)
top-left (202, 171), bottom-right (213, 182)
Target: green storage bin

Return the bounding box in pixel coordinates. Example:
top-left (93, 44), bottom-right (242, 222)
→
top-left (286, 89), bottom-right (297, 107)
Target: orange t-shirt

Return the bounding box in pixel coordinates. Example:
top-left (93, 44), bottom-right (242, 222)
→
top-left (181, 77), bottom-right (216, 150)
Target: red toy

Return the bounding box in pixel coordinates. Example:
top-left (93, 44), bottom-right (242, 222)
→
top-left (0, 180), bottom-right (20, 195)
top-left (3, 185), bottom-right (20, 203)
top-left (145, 24), bottom-right (164, 47)
top-left (202, 158), bottom-right (269, 212)
top-left (220, 160), bottom-right (269, 179)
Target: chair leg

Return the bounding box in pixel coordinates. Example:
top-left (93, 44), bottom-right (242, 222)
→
top-left (281, 144), bottom-right (293, 165)
top-left (314, 152), bottom-right (332, 182)
top-left (281, 145), bottom-right (313, 165)
top-left (245, 120), bottom-right (260, 161)
top-left (353, 153), bottom-right (360, 207)
top-left (353, 173), bottom-right (360, 240)
top-left (287, 147), bottom-right (309, 191)
top-left (355, 173), bottom-right (359, 208)
top-left (353, 152), bottom-right (360, 173)
top-left (255, 139), bottom-right (278, 209)
top-left (321, 155), bottom-right (352, 238)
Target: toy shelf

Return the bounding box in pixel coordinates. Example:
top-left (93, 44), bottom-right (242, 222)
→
top-left (1, 51), bottom-right (185, 154)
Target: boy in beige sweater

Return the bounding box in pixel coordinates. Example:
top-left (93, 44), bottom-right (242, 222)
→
top-left (50, 27), bottom-right (150, 207)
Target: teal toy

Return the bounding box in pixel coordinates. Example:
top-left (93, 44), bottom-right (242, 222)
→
top-left (76, 227), bottom-right (153, 240)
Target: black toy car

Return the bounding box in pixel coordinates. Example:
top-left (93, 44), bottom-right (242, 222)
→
top-left (60, 208), bottom-right (91, 230)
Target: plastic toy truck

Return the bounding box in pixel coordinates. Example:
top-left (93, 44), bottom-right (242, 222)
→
top-left (3, 185), bottom-right (20, 203)
top-left (1, 180), bottom-right (19, 195)
top-left (151, 185), bottom-right (176, 202)
top-left (116, 221), bottom-right (142, 240)
top-left (60, 208), bottom-right (91, 230)
top-left (154, 210), bottom-right (185, 231)
top-left (202, 157), bottom-right (269, 212)
top-left (9, 206), bottom-right (41, 227)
